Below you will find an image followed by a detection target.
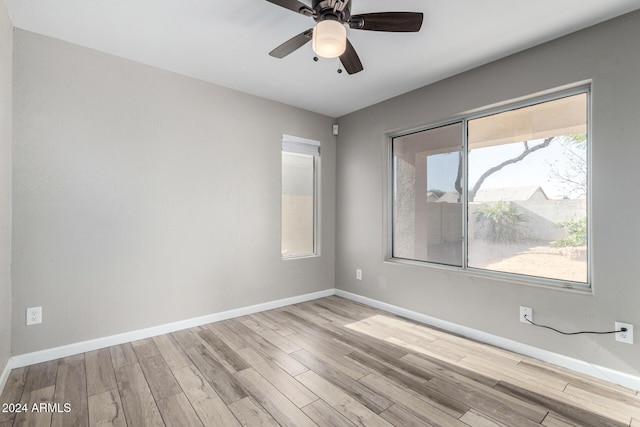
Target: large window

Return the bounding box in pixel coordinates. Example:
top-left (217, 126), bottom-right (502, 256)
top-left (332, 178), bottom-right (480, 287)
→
top-left (282, 135), bottom-right (320, 258)
top-left (391, 89), bottom-right (589, 287)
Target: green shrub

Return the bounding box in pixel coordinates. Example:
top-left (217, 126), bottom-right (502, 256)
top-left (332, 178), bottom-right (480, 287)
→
top-left (553, 217), bottom-right (587, 247)
top-left (474, 201), bottom-right (529, 243)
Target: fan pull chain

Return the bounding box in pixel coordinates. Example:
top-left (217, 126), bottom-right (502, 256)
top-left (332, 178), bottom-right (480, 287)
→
top-left (311, 55), bottom-right (344, 74)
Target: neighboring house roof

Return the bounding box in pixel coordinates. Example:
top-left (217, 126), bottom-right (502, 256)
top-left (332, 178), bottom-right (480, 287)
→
top-left (473, 186), bottom-right (548, 202)
top-left (435, 191), bottom-right (462, 203)
top-left (426, 191), bottom-right (441, 202)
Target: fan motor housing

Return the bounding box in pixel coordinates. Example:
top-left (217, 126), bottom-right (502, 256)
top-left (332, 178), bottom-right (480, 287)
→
top-left (312, 0), bottom-right (352, 22)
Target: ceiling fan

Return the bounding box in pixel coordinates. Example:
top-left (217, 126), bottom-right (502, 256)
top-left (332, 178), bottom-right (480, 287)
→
top-left (266, 0), bottom-right (423, 75)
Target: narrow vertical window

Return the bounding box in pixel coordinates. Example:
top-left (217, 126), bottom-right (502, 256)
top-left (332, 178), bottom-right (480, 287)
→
top-left (282, 135), bottom-right (320, 258)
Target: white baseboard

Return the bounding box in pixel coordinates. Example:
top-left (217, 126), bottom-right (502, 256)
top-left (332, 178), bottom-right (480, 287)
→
top-left (6, 287), bottom-right (639, 394)
top-left (10, 288), bottom-right (335, 369)
top-left (0, 358), bottom-right (11, 396)
top-left (336, 289), bottom-right (640, 392)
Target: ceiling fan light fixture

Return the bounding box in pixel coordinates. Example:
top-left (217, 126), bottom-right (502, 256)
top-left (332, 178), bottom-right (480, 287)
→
top-left (312, 19), bottom-right (347, 58)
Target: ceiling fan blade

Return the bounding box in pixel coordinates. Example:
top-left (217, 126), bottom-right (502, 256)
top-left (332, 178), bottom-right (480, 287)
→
top-left (265, 0), bottom-right (315, 17)
top-left (340, 39), bottom-right (363, 75)
top-left (269, 29), bottom-right (314, 58)
top-left (349, 12), bottom-right (423, 32)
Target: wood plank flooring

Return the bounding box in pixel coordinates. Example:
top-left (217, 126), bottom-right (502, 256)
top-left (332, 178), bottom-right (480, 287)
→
top-left (1, 296), bottom-right (639, 426)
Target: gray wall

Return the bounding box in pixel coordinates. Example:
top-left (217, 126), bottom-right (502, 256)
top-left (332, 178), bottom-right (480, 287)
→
top-left (12, 30), bottom-right (336, 355)
top-left (0, 1), bottom-right (12, 371)
top-left (336, 10), bottom-right (640, 375)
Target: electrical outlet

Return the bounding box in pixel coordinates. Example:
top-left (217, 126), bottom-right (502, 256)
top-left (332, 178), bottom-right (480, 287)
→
top-left (615, 322), bottom-right (633, 344)
top-left (26, 307), bottom-right (42, 326)
top-left (520, 306), bottom-right (532, 324)
top-left (356, 269), bottom-right (362, 280)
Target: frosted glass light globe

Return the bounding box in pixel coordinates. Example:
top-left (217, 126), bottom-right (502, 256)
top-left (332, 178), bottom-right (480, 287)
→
top-left (312, 20), bottom-right (347, 58)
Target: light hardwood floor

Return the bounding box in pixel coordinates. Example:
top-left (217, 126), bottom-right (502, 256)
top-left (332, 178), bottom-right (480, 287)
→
top-left (1, 296), bottom-right (639, 426)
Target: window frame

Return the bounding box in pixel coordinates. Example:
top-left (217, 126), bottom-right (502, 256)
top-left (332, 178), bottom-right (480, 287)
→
top-left (387, 85), bottom-right (592, 290)
top-left (281, 134), bottom-right (321, 260)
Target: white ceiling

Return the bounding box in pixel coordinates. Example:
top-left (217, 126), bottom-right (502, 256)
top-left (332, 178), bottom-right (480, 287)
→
top-left (5, 0), bottom-right (640, 117)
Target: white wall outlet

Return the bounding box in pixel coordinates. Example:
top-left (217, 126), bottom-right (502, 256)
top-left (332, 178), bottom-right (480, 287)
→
top-left (520, 306), bottom-right (533, 324)
top-left (356, 269), bottom-right (362, 280)
top-left (26, 306), bottom-right (42, 326)
top-left (615, 322), bottom-right (633, 344)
